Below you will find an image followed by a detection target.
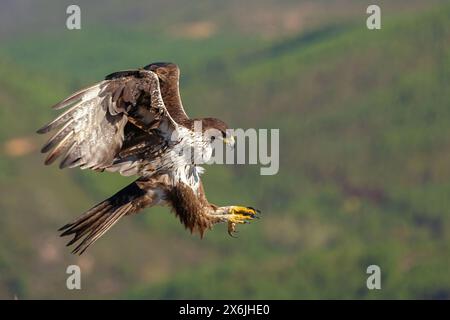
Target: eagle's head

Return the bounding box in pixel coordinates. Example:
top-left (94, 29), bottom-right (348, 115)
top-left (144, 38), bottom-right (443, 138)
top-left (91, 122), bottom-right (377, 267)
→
top-left (144, 62), bottom-right (179, 82)
top-left (199, 117), bottom-right (235, 148)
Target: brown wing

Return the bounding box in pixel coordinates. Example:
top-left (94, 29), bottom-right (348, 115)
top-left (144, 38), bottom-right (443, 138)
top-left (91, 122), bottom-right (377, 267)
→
top-left (143, 62), bottom-right (190, 124)
top-left (37, 69), bottom-right (178, 175)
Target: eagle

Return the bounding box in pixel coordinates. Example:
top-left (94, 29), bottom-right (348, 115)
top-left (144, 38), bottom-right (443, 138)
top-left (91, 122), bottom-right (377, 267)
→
top-left (37, 62), bottom-right (259, 255)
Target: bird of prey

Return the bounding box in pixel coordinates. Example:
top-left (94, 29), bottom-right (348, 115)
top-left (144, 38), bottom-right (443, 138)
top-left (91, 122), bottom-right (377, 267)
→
top-left (37, 62), bottom-right (259, 254)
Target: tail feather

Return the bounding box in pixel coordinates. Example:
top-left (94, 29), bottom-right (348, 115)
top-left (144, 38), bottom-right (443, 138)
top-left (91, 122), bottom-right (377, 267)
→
top-left (59, 181), bottom-right (146, 255)
top-left (59, 202), bottom-right (110, 235)
top-left (74, 204), bottom-right (133, 254)
top-left (71, 204), bottom-right (132, 255)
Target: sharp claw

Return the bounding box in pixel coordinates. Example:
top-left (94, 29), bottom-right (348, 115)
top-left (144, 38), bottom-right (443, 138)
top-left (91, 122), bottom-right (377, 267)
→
top-left (228, 222), bottom-right (237, 237)
top-left (246, 206), bottom-right (261, 215)
top-left (229, 231), bottom-right (239, 238)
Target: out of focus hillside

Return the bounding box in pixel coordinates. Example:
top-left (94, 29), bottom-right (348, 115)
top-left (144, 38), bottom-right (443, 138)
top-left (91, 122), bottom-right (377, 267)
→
top-left (0, 1), bottom-right (449, 299)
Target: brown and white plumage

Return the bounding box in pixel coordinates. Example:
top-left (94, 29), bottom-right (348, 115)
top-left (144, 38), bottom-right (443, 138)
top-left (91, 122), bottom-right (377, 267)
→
top-left (38, 62), bottom-right (259, 254)
top-left (38, 68), bottom-right (177, 174)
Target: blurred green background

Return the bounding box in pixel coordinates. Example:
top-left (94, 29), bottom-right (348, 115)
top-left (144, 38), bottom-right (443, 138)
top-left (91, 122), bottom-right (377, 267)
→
top-left (1, 0), bottom-right (450, 299)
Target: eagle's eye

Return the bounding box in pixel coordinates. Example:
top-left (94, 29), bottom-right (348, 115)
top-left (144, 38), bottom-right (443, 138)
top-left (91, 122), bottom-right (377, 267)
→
top-left (210, 136), bottom-right (216, 142)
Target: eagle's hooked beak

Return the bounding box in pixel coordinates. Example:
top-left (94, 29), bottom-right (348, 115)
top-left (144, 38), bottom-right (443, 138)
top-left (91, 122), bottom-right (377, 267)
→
top-left (223, 135), bottom-right (235, 149)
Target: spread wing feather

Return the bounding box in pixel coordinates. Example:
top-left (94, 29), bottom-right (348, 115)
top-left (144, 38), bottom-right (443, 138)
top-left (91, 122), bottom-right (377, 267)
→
top-left (37, 70), bottom-right (178, 175)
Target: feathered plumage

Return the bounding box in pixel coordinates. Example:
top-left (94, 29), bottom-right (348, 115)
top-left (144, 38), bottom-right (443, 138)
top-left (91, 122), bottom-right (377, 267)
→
top-left (38, 62), bottom-right (259, 254)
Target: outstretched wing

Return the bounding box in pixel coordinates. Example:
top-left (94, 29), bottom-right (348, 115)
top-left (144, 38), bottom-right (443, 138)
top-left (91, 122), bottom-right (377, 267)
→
top-left (37, 70), bottom-right (177, 175)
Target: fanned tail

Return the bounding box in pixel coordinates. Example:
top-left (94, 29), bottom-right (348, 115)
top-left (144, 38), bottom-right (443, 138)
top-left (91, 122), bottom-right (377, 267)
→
top-left (59, 181), bottom-right (146, 255)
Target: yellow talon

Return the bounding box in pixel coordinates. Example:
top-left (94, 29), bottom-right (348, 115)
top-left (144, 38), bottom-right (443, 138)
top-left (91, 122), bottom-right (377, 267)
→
top-left (228, 222), bottom-right (238, 237)
top-left (230, 206), bottom-right (259, 219)
top-left (227, 206), bottom-right (260, 237)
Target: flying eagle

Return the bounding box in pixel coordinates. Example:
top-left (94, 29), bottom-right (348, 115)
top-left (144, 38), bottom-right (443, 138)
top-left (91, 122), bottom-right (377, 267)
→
top-left (37, 62), bottom-right (259, 254)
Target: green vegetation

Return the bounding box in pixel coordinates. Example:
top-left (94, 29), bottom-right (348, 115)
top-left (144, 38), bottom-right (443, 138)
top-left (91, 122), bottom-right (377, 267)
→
top-left (0, 2), bottom-right (449, 299)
